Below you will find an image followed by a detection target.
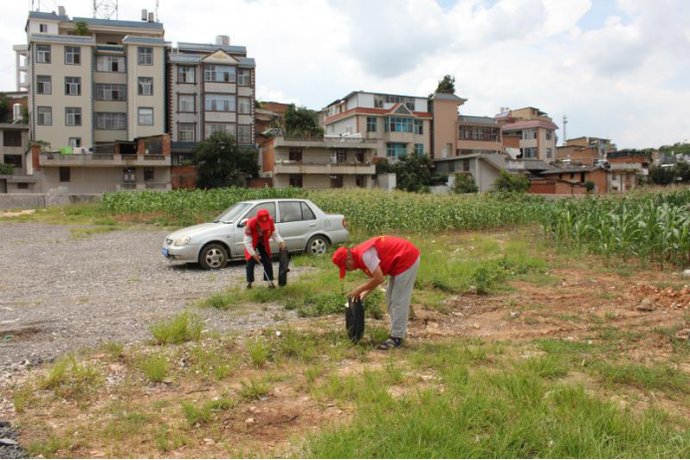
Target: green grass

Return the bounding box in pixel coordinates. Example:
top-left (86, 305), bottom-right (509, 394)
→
top-left (136, 352), bottom-right (169, 383)
top-left (303, 341), bottom-right (690, 458)
top-left (149, 311), bottom-right (203, 345)
top-left (39, 355), bottom-right (103, 399)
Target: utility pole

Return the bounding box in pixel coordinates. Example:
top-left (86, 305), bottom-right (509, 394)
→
top-left (562, 115), bottom-right (568, 146)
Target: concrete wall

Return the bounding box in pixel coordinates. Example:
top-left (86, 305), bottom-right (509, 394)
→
top-left (0, 191), bottom-right (101, 210)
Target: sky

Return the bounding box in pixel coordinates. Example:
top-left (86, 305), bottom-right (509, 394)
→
top-left (0, 0), bottom-right (688, 149)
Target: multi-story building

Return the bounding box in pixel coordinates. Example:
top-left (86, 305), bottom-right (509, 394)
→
top-left (556, 136), bottom-right (616, 165)
top-left (323, 91), bottom-right (432, 162)
top-left (496, 107), bottom-right (558, 162)
top-left (259, 131), bottom-right (376, 189)
top-left (168, 37), bottom-right (256, 147)
top-left (15, 8), bottom-right (167, 152)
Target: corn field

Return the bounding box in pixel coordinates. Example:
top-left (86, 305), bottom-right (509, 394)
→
top-left (100, 187), bottom-right (690, 268)
top-left (541, 188), bottom-right (690, 267)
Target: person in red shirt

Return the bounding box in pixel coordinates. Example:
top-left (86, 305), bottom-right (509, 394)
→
top-left (244, 209), bottom-right (285, 288)
top-left (332, 235), bottom-right (421, 350)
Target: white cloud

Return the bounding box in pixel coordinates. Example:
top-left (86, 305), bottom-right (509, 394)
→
top-left (0, 0), bottom-right (688, 148)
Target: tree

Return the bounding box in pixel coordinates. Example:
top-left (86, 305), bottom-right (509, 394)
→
top-left (284, 104), bottom-right (323, 137)
top-left (492, 171), bottom-right (530, 193)
top-left (648, 165), bottom-right (676, 185)
top-left (393, 153), bottom-right (435, 193)
top-left (193, 132), bottom-right (258, 189)
top-left (435, 75), bottom-right (456, 94)
top-left (453, 173), bottom-right (478, 193)
top-left (0, 94), bottom-right (9, 123)
top-left (74, 21), bottom-right (90, 36)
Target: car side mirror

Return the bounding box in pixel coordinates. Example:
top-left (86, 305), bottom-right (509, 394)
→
top-left (238, 218), bottom-right (248, 228)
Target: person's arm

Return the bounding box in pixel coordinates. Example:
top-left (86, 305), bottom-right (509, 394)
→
top-left (348, 265), bottom-right (385, 300)
top-left (270, 227), bottom-right (286, 249)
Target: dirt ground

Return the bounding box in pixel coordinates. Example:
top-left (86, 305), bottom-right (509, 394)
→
top-left (11, 264), bottom-right (690, 458)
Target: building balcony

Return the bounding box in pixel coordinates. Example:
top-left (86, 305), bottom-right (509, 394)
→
top-left (274, 135), bottom-right (379, 149)
top-left (40, 152), bottom-right (170, 167)
top-left (273, 160), bottom-right (375, 176)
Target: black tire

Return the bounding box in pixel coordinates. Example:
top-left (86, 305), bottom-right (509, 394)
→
top-left (198, 243), bottom-right (228, 270)
top-left (305, 235), bottom-right (330, 256)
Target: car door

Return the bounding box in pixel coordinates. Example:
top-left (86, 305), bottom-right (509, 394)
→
top-left (231, 201), bottom-right (277, 257)
top-left (277, 200), bottom-right (317, 252)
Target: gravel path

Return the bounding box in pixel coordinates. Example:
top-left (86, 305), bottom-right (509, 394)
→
top-left (0, 222), bottom-right (299, 377)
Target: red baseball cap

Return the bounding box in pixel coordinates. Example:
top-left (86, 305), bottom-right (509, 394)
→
top-left (256, 209), bottom-right (271, 230)
top-left (332, 247), bottom-right (348, 279)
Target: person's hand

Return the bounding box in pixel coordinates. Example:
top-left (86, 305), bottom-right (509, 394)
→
top-left (278, 242), bottom-right (286, 250)
top-left (253, 254), bottom-right (261, 263)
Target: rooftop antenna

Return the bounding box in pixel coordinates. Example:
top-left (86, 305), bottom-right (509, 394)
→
top-left (93, 0), bottom-right (118, 19)
top-left (562, 114), bottom-right (568, 145)
top-left (155, 0), bottom-right (159, 21)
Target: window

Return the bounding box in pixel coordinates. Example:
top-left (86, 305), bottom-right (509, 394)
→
top-left (178, 123), bottom-right (195, 142)
top-left (279, 201), bottom-right (303, 223)
top-left (335, 149), bottom-right (347, 163)
top-left (289, 148), bottom-right (302, 162)
top-left (356, 176), bottom-right (366, 188)
top-left (385, 116), bottom-right (414, 133)
top-left (238, 68), bottom-right (251, 86)
top-left (177, 66), bottom-right (195, 84)
top-left (37, 106), bottom-right (52, 125)
top-left (96, 55), bottom-right (125, 72)
top-left (237, 125), bottom-right (252, 144)
top-left (65, 47), bottom-right (80, 65)
top-left (546, 148), bottom-right (553, 159)
top-left (144, 167), bottom-right (154, 182)
top-left (386, 142), bottom-right (407, 160)
top-left (414, 143), bottom-right (424, 155)
top-left (95, 83), bottom-right (126, 101)
top-left (546, 130), bottom-right (552, 140)
top-left (95, 112), bottom-right (126, 130)
top-left (3, 131), bottom-right (22, 147)
top-left (522, 129), bottom-right (537, 140)
top-left (138, 77), bottom-right (153, 96)
top-left (68, 137), bottom-right (81, 148)
top-left (123, 167), bottom-right (136, 183)
top-left (59, 167), bottom-right (70, 182)
top-left (204, 94), bottom-right (235, 112)
top-left (37, 75), bottom-right (51, 94)
top-left (204, 65), bottom-right (235, 83)
top-left (204, 123), bottom-right (234, 139)
top-left (414, 119), bottom-right (423, 135)
top-left (238, 97), bottom-right (251, 114)
top-left (289, 175), bottom-right (303, 188)
top-left (65, 107), bottom-right (81, 126)
top-left (36, 45), bottom-right (51, 63)
top-left (355, 150), bottom-right (365, 163)
top-left (4, 155), bottom-right (21, 168)
top-left (462, 159), bottom-right (470, 172)
top-left (39, 23), bottom-right (48, 33)
top-left (137, 47), bottom-right (153, 65)
top-left (459, 126), bottom-right (500, 141)
top-left (178, 94), bottom-right (195, 112)
top-left (330, 175), bottom-right (343, 188)
top-left (446, 143), bottom-right (453, 157)
top-left (65, 77), bottom-right (81, 95)
top-left (366, 116), bottom-right (377, 133)
top-left (138, 107), bottom-right (154, 126)
top-left (521, 147), bottom-right (537, 158)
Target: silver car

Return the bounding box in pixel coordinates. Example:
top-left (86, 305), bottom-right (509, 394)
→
top-left (161, 198), bottom-right (349, 269)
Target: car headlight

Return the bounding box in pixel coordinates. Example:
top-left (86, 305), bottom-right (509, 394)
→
top-left (173, 235), bottom-right (191, 246)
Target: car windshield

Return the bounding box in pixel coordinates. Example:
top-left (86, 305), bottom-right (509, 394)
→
top-left (213, 202), bottom-right (252, 224)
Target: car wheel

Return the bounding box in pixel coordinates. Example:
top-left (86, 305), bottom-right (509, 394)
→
top-left (306, 235), bottom-right (330, 256)
top-left (199, 243), bottom-right (228, 270)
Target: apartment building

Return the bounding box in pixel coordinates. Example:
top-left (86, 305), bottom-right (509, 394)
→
top-left (259, 131), bottom-right (376, 189)
top-left (168, 37), bottom-right (256, 148)
top-left (10, 8), bottom-right (169, 193)
top-left (323, 91), bottom-right (432, 162)
top-left (496, 107), bottom-right (558, 162)
top-left (15, 8), bottom-right (167, 151)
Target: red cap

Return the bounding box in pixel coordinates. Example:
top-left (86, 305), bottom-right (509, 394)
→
top-left (332, 247), bottom-right (348, 279)
top-left (256, 209), bottom-right (271, 230)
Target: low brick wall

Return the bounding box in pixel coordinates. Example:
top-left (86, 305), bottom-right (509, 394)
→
top-left (0, 193), bottom-right (101, 210)
top-left (0, 193), bottom-right (47, 210)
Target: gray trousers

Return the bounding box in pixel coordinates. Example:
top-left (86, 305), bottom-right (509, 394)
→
top-left (386, 256), bottom-right (420, 338)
